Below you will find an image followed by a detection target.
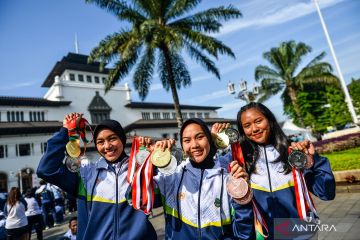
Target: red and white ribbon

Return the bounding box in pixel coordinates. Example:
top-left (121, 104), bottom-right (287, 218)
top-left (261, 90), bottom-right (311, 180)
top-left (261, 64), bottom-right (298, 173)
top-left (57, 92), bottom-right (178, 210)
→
top-left (127, 138), bottom-right (139, 184)
top-left (131, 152), bottom-right (154, 214)
top-left (289, 148), bottom-right (319, 223)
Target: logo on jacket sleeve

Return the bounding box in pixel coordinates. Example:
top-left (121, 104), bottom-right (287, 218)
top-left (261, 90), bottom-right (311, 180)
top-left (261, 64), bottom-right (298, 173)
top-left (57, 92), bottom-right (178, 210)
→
top-left (178, 192), bottom-right (185, 200)
top-left (214, 198), bottom-right (221, 208)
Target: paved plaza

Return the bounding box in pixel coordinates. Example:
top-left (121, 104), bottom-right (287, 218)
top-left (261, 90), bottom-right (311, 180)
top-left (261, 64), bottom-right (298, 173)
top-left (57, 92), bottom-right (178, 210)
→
top-left (35, 190), bottom-right (360, 240)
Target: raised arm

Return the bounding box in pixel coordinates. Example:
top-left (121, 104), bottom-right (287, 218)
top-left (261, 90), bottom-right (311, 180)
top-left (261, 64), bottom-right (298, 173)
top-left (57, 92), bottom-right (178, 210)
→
top-left (36, 113), bottom-right (82, 196)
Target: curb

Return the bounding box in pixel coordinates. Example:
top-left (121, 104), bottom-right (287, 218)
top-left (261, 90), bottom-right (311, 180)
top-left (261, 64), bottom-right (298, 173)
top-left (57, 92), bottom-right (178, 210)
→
top-left (333, 169), bottom-right (360, 183)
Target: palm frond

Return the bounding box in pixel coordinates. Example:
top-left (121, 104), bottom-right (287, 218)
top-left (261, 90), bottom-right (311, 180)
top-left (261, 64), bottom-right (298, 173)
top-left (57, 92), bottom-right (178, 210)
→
top-left (257, 79), bottom-right (284, 103)
top-left (158, 49), bottom-right (191, 91)
top-left (103, 39), bottom-right (142, 92)
top-left (254, 65), bottom-right (282, 82)
top-left (178, 29), bottom-right (235, 58)
top-left (170, 18), bottom-right (222, 33)
top-left (185, 43), bottom-right (220, 79)
top-left (305, 52), bottom-right (326, 68)
top-left (133, 47), bottom-right (155, 100)
top-left (88, 30), bottom-right (133, 70)
top-left (169, 5), bottom-right (241, 33)
top-left (86, 0), bottom-right (147, 24)
top-left (166, 0), bottom-right (201, 20)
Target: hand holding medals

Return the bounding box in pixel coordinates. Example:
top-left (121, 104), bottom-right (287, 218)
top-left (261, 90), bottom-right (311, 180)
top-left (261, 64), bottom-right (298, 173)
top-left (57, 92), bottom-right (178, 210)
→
top-left (211, 123), bottom-right (240, 149)
top-left (212, 122), bottom-right (253, 205)
top-left (63, 112), bottom-right (92, 172)
top-left (288, 140), bottom-right (315, 170)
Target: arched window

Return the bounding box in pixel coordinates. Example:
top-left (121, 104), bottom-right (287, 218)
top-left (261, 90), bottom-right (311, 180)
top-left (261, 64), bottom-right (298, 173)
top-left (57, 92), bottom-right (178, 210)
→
top-left (0, 172), bottom-right (8, 192)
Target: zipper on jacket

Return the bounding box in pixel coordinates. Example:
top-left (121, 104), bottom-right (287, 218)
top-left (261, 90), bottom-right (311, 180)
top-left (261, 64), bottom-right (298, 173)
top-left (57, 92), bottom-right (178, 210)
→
top-left (263, 146), bottom-right (276, 219)
top-left (197, 169), bottom-right (205, 239)
top-left (263, 146), bottom-right (273, 192)
top-left (114, 167), bottom-right (120, 240)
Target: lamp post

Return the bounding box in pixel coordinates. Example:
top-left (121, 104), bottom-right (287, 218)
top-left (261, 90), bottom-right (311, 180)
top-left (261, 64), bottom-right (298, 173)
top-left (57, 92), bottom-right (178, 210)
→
top-left (313, 0), bottom-right (358, 124)
top-left (227, 80), bottom-right (261, 103)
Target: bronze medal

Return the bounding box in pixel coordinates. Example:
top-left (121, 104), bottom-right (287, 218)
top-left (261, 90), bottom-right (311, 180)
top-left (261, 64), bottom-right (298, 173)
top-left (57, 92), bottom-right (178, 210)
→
top-left (225, 128), bottom-right (240, 144)
top-left (215, 132), bottom-right (230, 149)
top-left (226, 177), bottom-right (248, 199)
top-left (288, 150), bottom-right (307, 170)
top-left (236, 187), bottom-right (253, 205)
top-left (66, 140), bottom-right (81, 158)
top-left (151, 148), bottom-right (171, 168)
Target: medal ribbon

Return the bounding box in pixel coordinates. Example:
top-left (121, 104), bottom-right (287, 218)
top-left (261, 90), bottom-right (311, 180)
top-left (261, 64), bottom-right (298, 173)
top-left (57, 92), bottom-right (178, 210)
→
top-left (127, 138), bottom-right (139, 184)
top-left (66, 117), bottom-right (93, 156)
top-left (252, 199), bottom-right (269, 240)
top-left (231, 143), bottom-right (268, 238)
top-left (131, 151), bottom-right (154, 214)
top-left (230, 142), bottom-right (245, 165)
top-left (288, 148), bottom-right (319, 222)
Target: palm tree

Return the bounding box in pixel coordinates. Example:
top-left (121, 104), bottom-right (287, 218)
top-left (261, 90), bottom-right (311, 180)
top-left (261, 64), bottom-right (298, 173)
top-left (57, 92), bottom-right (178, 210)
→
top-left (86, 0), bottom-right (242, 127)
top-left (254, 40), bottom-right (338, 127)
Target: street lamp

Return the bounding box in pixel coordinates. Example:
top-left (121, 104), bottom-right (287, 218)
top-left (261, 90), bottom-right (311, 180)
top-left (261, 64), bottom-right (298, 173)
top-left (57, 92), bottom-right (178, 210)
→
top-left (227, 80), bottom-right (261, 103)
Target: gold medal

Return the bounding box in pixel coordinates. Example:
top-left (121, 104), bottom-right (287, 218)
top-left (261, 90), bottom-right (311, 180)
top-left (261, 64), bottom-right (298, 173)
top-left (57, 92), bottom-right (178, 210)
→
top-left (151, 148), bottom-right (171, 168)
top-left (66, 140), bottom-right (81, 158)
top-left (215, 132), bottom-right (230, 149)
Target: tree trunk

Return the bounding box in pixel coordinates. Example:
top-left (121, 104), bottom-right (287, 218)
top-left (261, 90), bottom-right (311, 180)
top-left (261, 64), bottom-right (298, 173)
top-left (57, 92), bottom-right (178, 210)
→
top-left (287, 86), bottom-right (305, 128)
top-left (161, 45), bottom-right (183, 128)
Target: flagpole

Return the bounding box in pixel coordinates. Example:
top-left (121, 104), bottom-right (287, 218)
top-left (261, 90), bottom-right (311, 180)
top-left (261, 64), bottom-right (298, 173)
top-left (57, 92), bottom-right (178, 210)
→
top-left (313, 0), bottom-right (358, 124)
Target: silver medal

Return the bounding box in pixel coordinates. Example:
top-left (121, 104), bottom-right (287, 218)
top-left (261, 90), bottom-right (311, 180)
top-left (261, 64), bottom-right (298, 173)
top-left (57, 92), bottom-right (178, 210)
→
top-left (65, 156), bottom-right (81, 172)
top-left (225, 128), bottom-right (240, 144)
top-left (136, 149), bottom-right (150, 165)
top-left (288, 150), bottom-right (307, 170)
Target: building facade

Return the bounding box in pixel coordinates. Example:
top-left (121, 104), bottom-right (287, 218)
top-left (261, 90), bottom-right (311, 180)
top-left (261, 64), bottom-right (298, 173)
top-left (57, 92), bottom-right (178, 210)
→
top-left (0, 53), bottom-right (235, 192)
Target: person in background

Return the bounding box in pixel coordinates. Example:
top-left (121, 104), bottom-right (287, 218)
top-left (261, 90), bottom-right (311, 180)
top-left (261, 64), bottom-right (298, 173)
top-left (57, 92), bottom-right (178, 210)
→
top-left (49, 185), bottom-right (65, 215)
top-left (62, 217), bottom-right (77, 240)
top-left (4, 187), bottom-right (28, 240)
top-left (0, 211), bottom-right (6, 240)
top-left (24, 189), bottom-right (43, 240)
top-left (35, 180), bottom-right (57, 229)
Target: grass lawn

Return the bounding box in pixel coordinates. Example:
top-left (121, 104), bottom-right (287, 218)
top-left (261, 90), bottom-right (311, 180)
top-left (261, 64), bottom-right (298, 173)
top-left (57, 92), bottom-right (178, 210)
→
top-left (322, 147), bottom-right (360, 171)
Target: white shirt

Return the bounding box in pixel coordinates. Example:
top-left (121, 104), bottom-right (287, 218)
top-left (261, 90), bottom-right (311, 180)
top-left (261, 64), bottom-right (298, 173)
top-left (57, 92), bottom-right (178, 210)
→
top-left (24, 197), bottom-right (42, 216)
top-left (64, 229), bottom-right (77, 240)
top-left (5, 202), bottom-right (28, 229)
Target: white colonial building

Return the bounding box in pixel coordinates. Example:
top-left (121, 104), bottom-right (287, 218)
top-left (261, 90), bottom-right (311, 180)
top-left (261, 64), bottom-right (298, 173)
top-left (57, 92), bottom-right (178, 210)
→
top-left (0, 52), bottom-right (235, 192)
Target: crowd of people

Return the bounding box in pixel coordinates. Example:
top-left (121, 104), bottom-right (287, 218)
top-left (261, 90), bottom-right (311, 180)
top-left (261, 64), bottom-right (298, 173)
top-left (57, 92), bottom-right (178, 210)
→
top-left (3, 102), bottom-right (335, 240)
top-left (0, 181), bottom-right (77, 240)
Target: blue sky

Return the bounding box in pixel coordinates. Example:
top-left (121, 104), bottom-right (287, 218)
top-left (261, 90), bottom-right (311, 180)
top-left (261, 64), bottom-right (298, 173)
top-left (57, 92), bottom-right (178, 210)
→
top-left (0, 0), bottom-right (359, 122)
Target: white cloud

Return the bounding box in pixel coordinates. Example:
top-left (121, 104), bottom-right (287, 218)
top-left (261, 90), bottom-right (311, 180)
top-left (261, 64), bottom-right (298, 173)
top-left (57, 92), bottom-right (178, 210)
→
top-left (0, 81), bottom-right (38, 91)
top-left (216, 0), bottom-right (344, 37)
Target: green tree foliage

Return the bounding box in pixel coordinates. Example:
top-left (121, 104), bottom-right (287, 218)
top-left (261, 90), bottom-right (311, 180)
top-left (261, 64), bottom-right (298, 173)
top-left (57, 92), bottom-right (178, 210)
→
top-left (348, 78), bottom-right (360, 113)
top-left (85, 0), bottom-right (242, 127)
top-left (255, 41), bottom-right (338, 127)
top-left (282, 83), bottom-right (351, 133)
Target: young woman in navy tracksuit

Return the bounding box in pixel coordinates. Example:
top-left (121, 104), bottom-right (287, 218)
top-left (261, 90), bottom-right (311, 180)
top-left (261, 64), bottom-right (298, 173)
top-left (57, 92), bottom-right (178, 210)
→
top-left (152, 118), bottom-right (254, 240)
top-left (37, 112), bottom-right (157, 240)
top-left (236, 102), bottom-right (335, 239)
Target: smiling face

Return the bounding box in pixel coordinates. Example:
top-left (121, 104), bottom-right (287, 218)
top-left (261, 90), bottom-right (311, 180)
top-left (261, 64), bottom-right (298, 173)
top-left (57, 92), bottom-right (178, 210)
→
top-left (181, 123), bottom-right (210, 163)
top-left (95, 129), bottom-right (124, 162)
top-left (240, 108), bottom-right (271, 145)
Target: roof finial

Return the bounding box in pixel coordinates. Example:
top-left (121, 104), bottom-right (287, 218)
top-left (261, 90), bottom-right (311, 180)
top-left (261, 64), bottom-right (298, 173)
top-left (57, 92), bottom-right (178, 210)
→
top-left (75, 33), bottom-right (79, 54)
